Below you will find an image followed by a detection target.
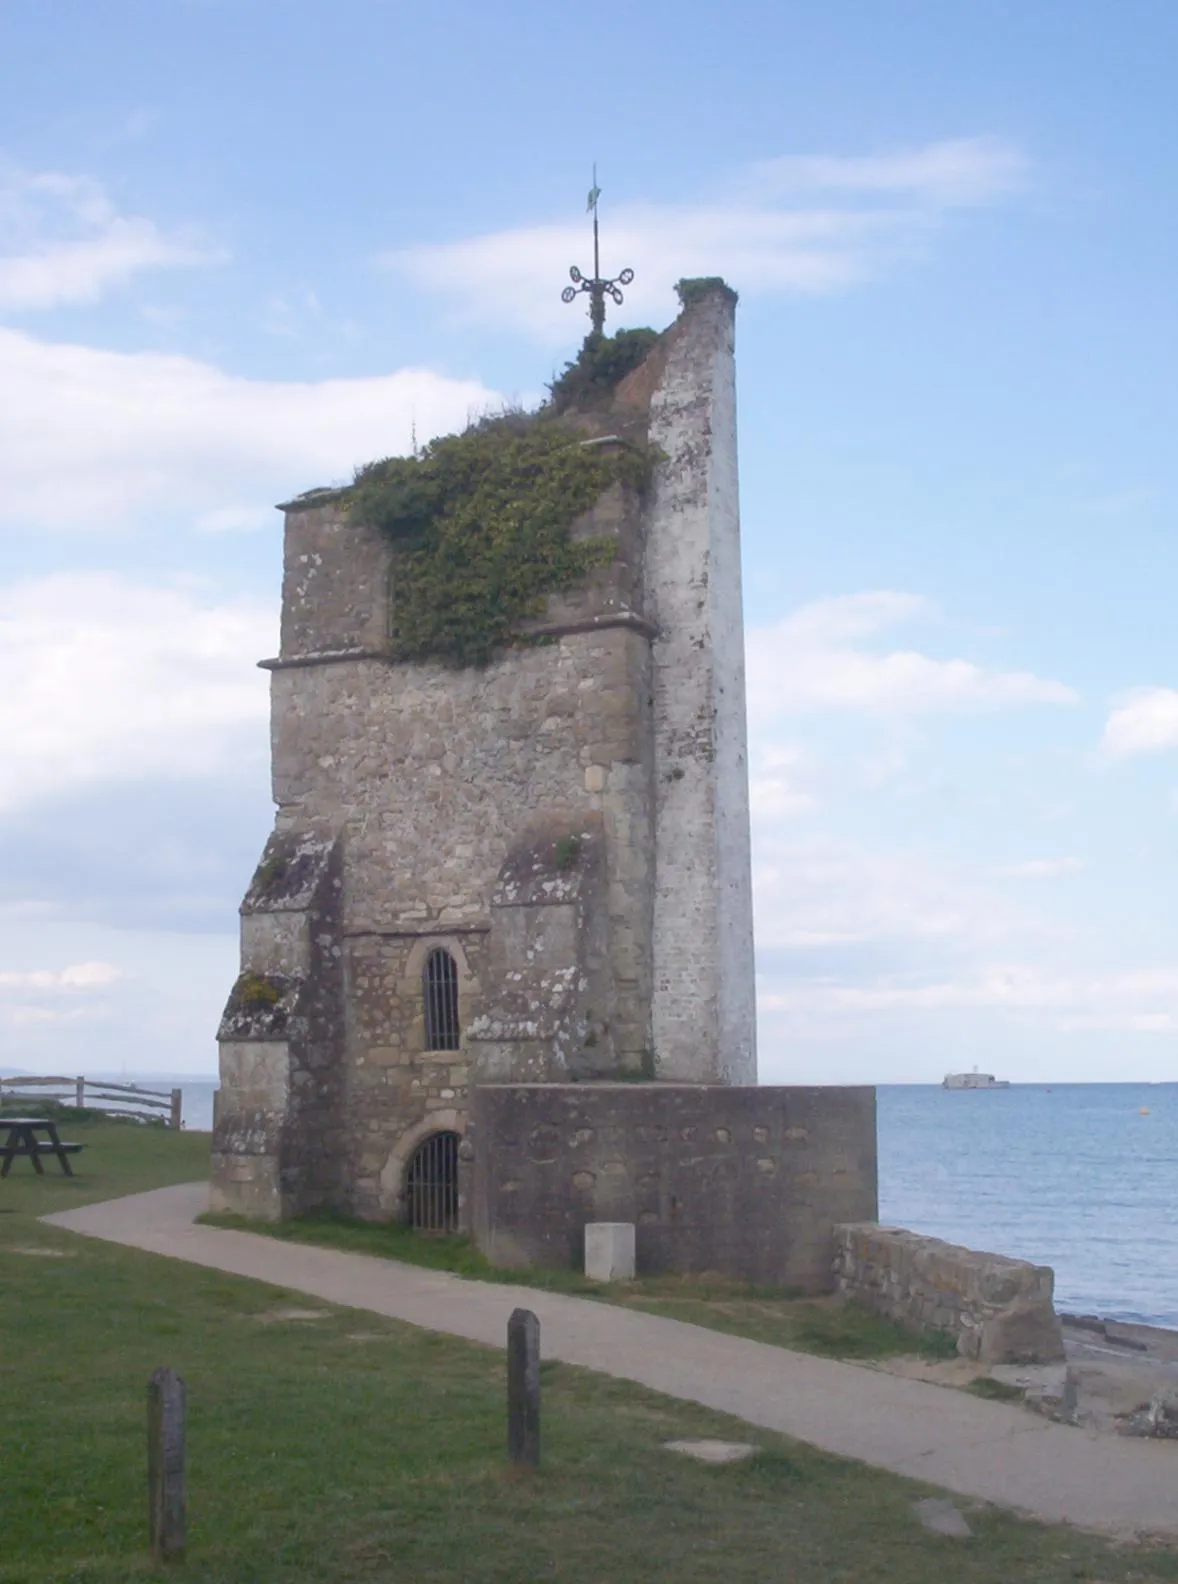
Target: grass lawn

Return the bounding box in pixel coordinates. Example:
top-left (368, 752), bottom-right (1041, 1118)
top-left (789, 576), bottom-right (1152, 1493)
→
top-left (4, 1124), bottom-right (1178, 1582)
top-left (203, 1207), bottom-right (959, 1363)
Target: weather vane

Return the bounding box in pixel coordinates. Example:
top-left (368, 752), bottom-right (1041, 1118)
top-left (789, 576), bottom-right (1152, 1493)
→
top-left (561, 166), bottom-right (634, 336)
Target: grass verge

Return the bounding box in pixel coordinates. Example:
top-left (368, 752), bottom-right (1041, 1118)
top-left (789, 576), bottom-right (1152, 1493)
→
top-left (0, 1115), bottom-right (211, 1221)
top-left (3, 1125), bottom-right (1177, 1581)
top-left (966, 1376), bottom-right (1028, 1403)
top-left (203, 1207), bottom-right (959, 1362)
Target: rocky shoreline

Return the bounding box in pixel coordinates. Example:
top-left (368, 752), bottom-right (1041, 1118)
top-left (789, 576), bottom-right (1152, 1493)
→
top-left (862, 1310), bottom-right (1178, 1438)
top-left (976, 1312), bottom-right (1178, 1437)
top-left (1039, 1313), bottom-right (1178, 1436)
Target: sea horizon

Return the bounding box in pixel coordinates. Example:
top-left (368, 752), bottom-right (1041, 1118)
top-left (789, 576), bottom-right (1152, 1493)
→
top-left (7, 1073), bottom-right (1172, 1324)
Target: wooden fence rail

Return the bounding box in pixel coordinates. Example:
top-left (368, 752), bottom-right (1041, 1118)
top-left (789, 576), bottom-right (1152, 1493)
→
top-left (0, 1075), bottom-right (182, 1129)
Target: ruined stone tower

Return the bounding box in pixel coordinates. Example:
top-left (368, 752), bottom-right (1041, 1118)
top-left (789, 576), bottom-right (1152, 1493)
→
top-left (212, 282), bottom-right (761, 1222)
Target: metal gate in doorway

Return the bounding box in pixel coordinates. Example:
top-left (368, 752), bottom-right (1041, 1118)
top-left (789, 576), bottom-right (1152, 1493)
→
top-left (405, 1131), bottom-right (460, 1232)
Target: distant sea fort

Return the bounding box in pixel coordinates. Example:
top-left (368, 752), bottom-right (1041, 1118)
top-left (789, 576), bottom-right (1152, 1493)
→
top-left (174, 1078), bottom-right (1174, 1328)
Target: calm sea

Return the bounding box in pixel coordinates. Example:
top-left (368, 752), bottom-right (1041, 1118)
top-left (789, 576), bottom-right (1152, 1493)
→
top-left (176, 1081), bottom-right (218, 1132)
top-left (172, 1079), bottom-right (1177, 1326)
top-left (879, 1083), bottom-right (1178, 1328)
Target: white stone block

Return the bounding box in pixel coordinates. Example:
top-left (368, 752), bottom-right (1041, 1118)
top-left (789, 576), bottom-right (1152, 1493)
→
top-left (584, 1221), bottom-right (636, 1282)
top-left (664, 1440), bottom-right (755, 1465)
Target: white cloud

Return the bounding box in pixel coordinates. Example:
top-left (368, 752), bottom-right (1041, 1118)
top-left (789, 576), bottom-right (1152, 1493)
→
top-left (0, 327), bottom-right (500, 531)
top-left (0, 961), bottom-right (121, 991)
top-left (745, 138), bottom-right (1026, 206)
top-left (0, 916), bottom-right (235, 1075)
top-left (1101, 687), bottom-right (1178, 760)
top-left (0, 957), bottom-right (123, 1032)
top-left (748, 744), bottom-right (821, 818)
top-left (746, 592), bottom-right (1076, 723)
top-left (195, 506), bottom-right (275, 534)
top-left (2, 1004), bottom-right (103, 1028)
top-left (760, 962), bottom-right (1178, 1032)
top-left (387, 138), bottom-right (1026, 339)
top-left (0, 165), bottom-right (217, 310)
top-left (998, 857), bottom-right (1084, 879)
top-left (753, 834), bottom-right (1057, 951)
top-left (0, 571), bottom-right (275, 812)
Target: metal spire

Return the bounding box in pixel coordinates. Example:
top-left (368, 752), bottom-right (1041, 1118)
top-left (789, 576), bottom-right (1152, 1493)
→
top-left (561, 166), bottom-right (634, 336)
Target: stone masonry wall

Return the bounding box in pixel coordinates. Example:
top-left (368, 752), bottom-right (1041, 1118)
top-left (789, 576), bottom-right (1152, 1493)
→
top-left (252, 467), bottom-right (662, 1215)
top-left (471, 1084), bottom-right (877, 1290)
top-left (211, 831), bottom-right (346, 1219)
top-left (342, 929), bottom-right (484, 1218)
top-left (265, 621), bottom-right (655, 1215)
top-left (215, 286), bottom-right (763, 1221)
top-left (641, 289), bottom-right (757, 1085)
top-left (833, 1224), bottom-right (1065, 1364)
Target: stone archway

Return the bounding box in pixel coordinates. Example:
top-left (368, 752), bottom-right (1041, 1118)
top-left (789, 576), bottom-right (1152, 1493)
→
top-left (378, 1108), bottom-right (464, 1219)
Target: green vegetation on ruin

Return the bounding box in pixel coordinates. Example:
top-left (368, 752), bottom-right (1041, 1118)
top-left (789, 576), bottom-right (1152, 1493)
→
top-left (546, 326), bottom-right (659, 412)
top-left (254, 850), bottom-right (288, 890)
top-left (233, 970), bottom-right (283, 1008)
top-left (553, 832), bottom-right (583, 872)
top-left (675, 274), bottom-right (739, 309)
top-left (5, 1126), bottom-right (1177, 1582)
top-left (344, 329), bottom-right (658, 669)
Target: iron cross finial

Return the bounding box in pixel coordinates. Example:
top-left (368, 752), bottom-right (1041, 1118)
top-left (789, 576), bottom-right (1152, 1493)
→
top-left (561, 167), bottom-right (634, 336)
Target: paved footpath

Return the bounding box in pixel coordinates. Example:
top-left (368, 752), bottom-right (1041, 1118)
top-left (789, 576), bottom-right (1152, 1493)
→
top-left (45, 1184), bottom-right (1178, 1540)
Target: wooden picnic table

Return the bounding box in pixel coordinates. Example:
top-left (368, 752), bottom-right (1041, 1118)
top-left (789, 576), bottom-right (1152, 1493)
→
top-left (0, 1117), bottom-right (84, 1177)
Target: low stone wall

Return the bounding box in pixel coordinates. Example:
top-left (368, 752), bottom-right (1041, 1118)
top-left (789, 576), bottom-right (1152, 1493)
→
top-left (833, 1224), bottom-right (1065, 1364)
top-left (470, 1083), bottom-right (877, 1291)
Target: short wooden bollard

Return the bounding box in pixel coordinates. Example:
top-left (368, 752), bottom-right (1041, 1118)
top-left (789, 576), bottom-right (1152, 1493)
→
top-left (147, 1366), bottom-right (187, 1562)
top-left (507, 1307), bottom-right (540, 1469)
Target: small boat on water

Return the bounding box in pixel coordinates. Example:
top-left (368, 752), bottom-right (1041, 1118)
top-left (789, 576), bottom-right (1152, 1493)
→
top-left (942, 1070), bottom-right (1010, 1090)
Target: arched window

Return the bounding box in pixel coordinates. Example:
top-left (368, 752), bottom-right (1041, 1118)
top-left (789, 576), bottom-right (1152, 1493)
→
top-left (423, 947), bottom-right (460, 1051)
top-left (405, 1131), bottom-right (460, 1231)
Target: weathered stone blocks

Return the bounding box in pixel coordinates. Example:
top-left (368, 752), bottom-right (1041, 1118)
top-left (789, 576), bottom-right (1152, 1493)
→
top-left (211, 286), bottom-right (863, 1235)
top-left (472, 1084), bottom-right (877, 1289)
top-left (833, 1224), bottom-right (1065, 1363)
top-left (212, 833), bottom-right (345, 1219)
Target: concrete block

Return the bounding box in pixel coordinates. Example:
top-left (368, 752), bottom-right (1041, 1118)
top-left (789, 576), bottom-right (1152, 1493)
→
top-left (665, 1440), bottom-right (755, 1465)
top-left (912, 1498), bottom-right (972, 1539)
top-left (585, 1221), bottom-right (636, 1282)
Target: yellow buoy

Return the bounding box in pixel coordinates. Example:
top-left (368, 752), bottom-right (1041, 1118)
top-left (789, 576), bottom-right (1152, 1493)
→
top-left (1140, 1106), bottom-right (1151, 1116)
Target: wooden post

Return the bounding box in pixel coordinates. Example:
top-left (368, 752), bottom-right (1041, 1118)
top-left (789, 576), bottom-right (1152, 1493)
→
top-left (507, 1307), bottom-right (540, 1469)
top-left (75, 1076), bottom-right (85, 1110)
top-left (147, 1366), bottom-right (187, 1562)
top-left (169, 1088), bottom-right (182, 1131)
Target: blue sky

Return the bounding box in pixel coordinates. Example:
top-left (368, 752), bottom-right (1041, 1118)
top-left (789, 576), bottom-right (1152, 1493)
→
top-left (2, 0), bottom-right (1178, 1084)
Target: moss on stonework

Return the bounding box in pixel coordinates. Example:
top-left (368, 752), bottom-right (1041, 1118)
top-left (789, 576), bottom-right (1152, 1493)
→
top-left (675, 276), bottom-right (738, 309)
top-left (346, 415), bottom-right (654, 669)
top-left (235, 972), bottom-right (282, 1009)
top-left (554, 833), bottom-right (583, 871)
top-left (255, 852), bottom-right (288, 890)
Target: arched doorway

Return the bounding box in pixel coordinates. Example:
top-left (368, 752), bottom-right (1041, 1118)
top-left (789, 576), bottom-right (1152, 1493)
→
top-left (405, 1130), bottom-right (460, 1232)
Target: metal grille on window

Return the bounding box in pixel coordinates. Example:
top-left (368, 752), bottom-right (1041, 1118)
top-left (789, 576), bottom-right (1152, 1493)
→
top-left (406, 1131), bottom-right (460, 1232)
top-left (424, 947), bottom-right (460, 1051)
